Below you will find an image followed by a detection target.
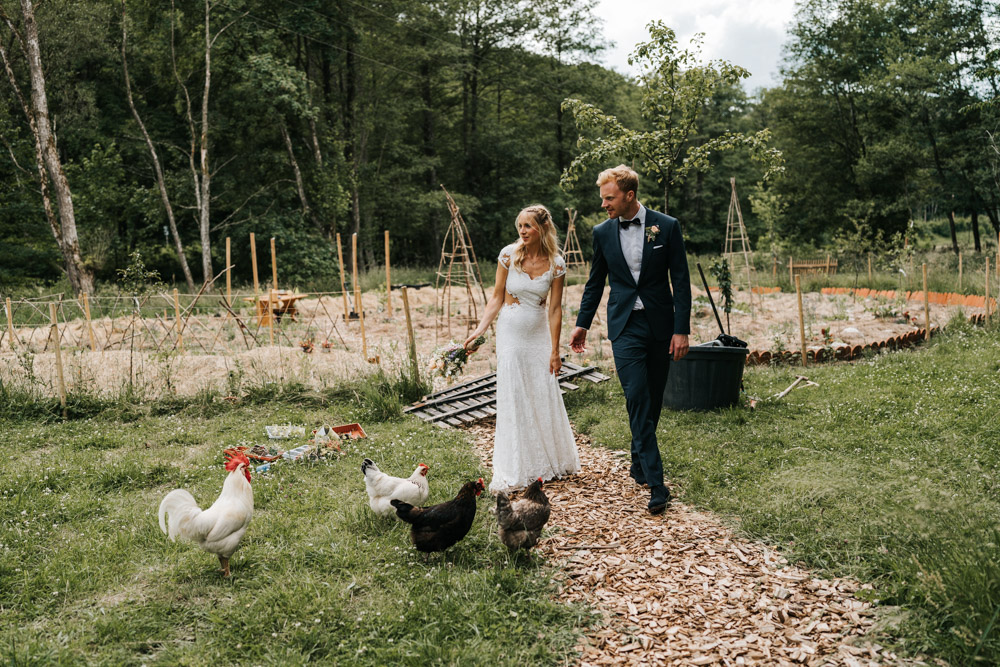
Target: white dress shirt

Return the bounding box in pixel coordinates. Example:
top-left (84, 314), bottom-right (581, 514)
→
top-left (618, 203), bottom-right (646, 310)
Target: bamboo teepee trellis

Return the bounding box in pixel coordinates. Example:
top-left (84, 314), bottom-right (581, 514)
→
top-left (436, 186), bottom-right (489, 342)
top-left (723, 177), bottom-right (758, 317)
top-left (562, 207), bottom-right (587, 273)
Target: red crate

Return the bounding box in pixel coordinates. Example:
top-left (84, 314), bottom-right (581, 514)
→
top-left (332, 423), bottom-right (367, 439)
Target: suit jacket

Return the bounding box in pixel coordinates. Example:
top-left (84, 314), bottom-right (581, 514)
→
top-left (575, 208), bottom-right (691, 342)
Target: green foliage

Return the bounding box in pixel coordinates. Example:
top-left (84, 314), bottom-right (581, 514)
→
top-left (560, 22), bottom-right (783, 215)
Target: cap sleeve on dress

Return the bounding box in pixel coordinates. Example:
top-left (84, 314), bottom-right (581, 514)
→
top-left (498, 245), bottom-right (513, 268)
top-left (553, 255), bottom-right (566, 278)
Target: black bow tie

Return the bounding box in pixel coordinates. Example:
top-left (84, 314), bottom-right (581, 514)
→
top-left (619, 218), bottom-right (639, 229)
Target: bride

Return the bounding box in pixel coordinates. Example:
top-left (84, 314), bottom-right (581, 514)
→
top-left (464, 204), bottom-right (580, 492)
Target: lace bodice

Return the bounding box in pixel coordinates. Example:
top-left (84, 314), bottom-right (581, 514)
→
top-left (498, 244), bottom-right (566, 307)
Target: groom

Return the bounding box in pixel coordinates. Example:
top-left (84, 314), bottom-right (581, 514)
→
top-left (569, 165), bottom-right (691, 515)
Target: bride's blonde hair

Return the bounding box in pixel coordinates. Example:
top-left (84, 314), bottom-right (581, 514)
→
top-left (512, 204), bottom-right (561, 273)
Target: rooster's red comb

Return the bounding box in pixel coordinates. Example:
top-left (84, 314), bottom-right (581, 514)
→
top-left (224, 451), bottom-right (250, 471)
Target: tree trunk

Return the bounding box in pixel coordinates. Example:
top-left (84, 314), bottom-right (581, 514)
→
top-left (0, 40), bottom-right (61, 275)
top-left (972, 209), bottom-right (982, 253)
top-left (280, 121), bottom-right (323, 234)
top-left (122, 1), bottom-right (196, 291)
top-left (198, 0), bottom-right (213, 286)
top-left (946, 210), bottom-right (960, 255)
top-left (13, 0), bottom-right (94, 295)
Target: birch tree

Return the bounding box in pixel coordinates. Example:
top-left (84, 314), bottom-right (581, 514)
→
top-left (0, 0), bottom-right (94, 296)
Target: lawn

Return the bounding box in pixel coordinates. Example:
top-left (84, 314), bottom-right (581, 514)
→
top-left (2, 320), bottom-right (999, 665)
top-left (0, 380), bottom-right (588, 666)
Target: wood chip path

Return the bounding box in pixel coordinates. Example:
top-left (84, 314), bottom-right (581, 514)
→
top-left (467, 419), bottom-right (934, 667)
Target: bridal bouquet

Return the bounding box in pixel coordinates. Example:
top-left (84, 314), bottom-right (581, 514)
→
top-left (429, 335), bottom-right (486, 379)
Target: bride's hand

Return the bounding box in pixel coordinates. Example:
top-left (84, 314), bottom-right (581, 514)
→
top-left (464, 333), bottom-right (482, 353)
top-left (549, 351), bottom-right (562, 375)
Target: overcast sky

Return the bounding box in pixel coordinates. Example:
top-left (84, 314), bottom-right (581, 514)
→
top-left (591, 0), bottom-right (799, 91)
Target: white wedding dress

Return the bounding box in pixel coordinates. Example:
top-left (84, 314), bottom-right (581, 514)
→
top-left (490, 244), bottom-right (580, 493)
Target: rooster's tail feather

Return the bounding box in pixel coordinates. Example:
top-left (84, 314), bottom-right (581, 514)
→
top-left (158, 488), bottom-right (201, 541)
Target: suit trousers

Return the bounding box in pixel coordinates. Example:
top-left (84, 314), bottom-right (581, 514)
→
top-left (611, 309), bottom-right (670, 492)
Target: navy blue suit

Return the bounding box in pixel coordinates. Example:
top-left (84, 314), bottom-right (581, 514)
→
top-left (575, 208), bottom-right (691, 499)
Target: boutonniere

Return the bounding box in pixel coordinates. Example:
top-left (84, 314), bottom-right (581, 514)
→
top-left (645, 225), bottom-right (660, 243)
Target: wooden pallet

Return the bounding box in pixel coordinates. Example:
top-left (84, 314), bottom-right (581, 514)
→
top-left (404, 360), bottom-right (611, 428)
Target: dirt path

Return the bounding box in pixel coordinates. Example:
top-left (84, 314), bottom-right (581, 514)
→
top-left (468, 419), bottom-right (925, 667)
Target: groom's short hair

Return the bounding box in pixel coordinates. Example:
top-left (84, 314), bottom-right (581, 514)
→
top-left (596, 165), bottom-right (638, 196)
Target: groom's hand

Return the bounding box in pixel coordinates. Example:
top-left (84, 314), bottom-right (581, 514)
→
top-left (670, 334), bottom-right (689, 361)
top-left (569, 327), bottom-right (588, 353)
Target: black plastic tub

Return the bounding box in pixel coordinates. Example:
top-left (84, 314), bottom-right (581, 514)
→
top-left (663, 344), bottom-right (750, 411)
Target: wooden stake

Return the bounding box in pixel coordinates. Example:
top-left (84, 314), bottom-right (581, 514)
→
top-left (384, 230), bottom-right (392, 315)
top-left (825, 254), bottom-right (831, 275)
top-left (250, 233), bottom-right (260, 299)
top-left (225, 236), bottom-right (232, 308)
top-left (336, 232), bottom-right (350, 321)
top-left (772, 255), bottom-right (777, 279)
top-left (81, 292), bottom-right (96, 351)
top-left (173, 288), bottom-right (184, 352)
top-left (959, 251), bottom-right (963, 292)
top-left (987, 257), bottom-right (992, 328)
top-left (795, 274), bottom-right (806, 367)
top-left (270, 237), bottom-right (278, 292)
top-left (353, 233), bottom-right (368, 360)
top-left (788, 256), bottom-right (793, 287)
top-left (268, 289), bottom-right (275, 346)
top-left (867, 253), bottom-right (872, 282)
top-left (5, 297), bottom-right (15, 350)
top-left (402, 286), bottom-right (418, 380)
top-left (922, 263), bottom-right (931, 340)
top-left (49, 303), bottom-right (66, 413)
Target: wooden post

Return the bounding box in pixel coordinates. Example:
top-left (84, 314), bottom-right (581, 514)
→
top-left (225, 236), bottom-right (232, 308)
top-left (5, 297), bottom-right (15, 350)
top-left (987, 257), bottom-right (992, 328)
top-left (772, 255), bottom-right (777, 280)
top-left (270, 237), bottom-right (278, 292)
top-left (867, 253), bottom-right (872, 282)
top-left (401, 286), bottom-right (418, 381)
top-left (825, 254), bottom-right (831, 276)
top-left (173, 288), bottom-right (184, 352)
top-left (788, 256), bottom-right (794, 287)
top-left (959, 251), bottom-right (963, 292)
top-left (81, 292), bottom-right (96, 351)
top-left (922, 263), bottom-right (931, 340)
top-left (336, 233), bottom-right (350, 321)
top-left (250, 232), bottom-right (260, 299)
top-left (268, 289), bottom-right (275, 346)
top-left (353, 233), bottom-right (368, 360)
top-left (384, 230), bottom-right (392, 315)
top-left (795, 274), bottom-right (806, 367)
top-left (49, 303), bottom-right (66, 413)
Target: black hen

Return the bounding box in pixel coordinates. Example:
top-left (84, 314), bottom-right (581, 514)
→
top-left (391, 478), bottom-right (484, 553)
top-left (496, 477), bottom-right (551, 551)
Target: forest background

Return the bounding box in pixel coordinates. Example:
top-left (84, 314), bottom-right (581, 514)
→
top-left (2, 0), bottom-right (1000, 295)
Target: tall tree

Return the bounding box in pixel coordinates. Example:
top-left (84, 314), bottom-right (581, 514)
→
top-left (0, 0), bottom-right (94, 295)
top-left (561, 22), bottom-right (782, 214)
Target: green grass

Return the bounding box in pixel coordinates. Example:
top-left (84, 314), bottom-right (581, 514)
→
top-left (0, 377), bottom-right (588, 665)
top-left (566, 321), bottom-right (1000, 664)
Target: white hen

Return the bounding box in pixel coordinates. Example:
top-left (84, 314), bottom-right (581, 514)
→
top-left (361, 458), bottom-right (429, 517)
top-left (158, 451), bottom-right (254, 577)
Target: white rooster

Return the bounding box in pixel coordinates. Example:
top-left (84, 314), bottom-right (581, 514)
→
top-left (361, 458), bottom-right (429, 517)
top-left (158, 451), bottom-right (254, 577)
